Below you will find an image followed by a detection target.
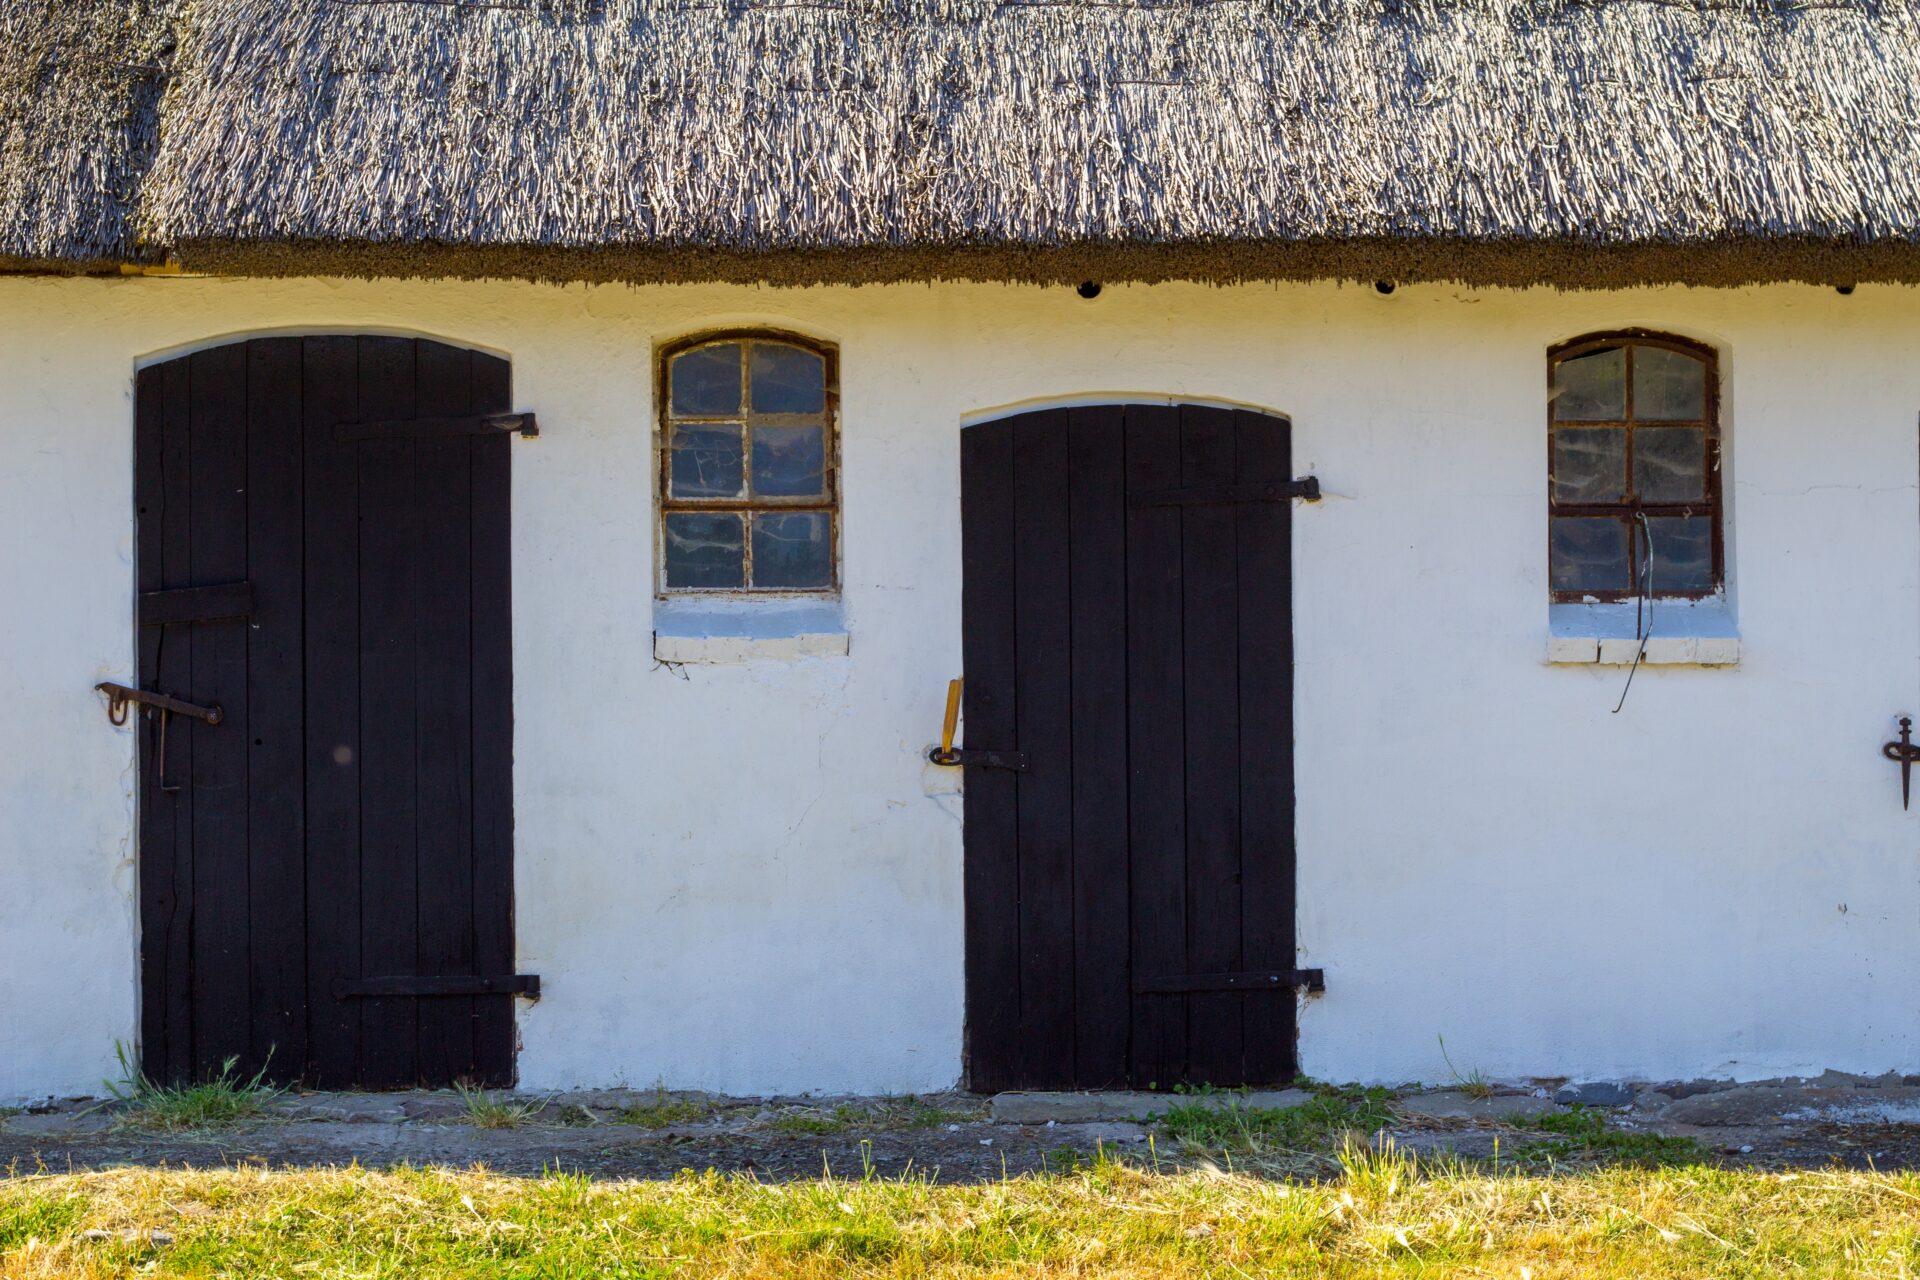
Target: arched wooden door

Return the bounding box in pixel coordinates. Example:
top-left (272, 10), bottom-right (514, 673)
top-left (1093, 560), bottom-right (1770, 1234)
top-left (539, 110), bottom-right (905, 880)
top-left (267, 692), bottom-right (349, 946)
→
top-left (960, 403), bottom-right (1312, 1091)
top-left (134, 336), bottom-right (528, 1088)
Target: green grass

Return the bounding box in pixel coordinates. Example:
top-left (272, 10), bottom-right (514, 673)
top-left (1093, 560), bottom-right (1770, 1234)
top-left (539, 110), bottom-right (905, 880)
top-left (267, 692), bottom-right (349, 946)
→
top-left (1156, 1085), bottom-right (1397, 1156)
top-left (617, 1092), bottom-right (711, 1129)
top-left (768, 1097), bottom-right (987, 1136)
top-left (453, 1083), bottom-right (543, 1130)
top-left (4, 1146), bottom-right (1915, 1279)
top-left (104, 1044), bottom-right (280, 1132)
top-left (1512, 1105), bottom-right (1710, 1167)
top-left (1437, 1035), bottom-right (1496, 1100)
top-left (772, 1104), bottom-right (866, 1136)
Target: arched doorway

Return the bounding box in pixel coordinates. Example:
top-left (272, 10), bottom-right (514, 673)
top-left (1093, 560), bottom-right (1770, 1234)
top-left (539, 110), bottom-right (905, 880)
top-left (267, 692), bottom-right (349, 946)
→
top-left (135, 335), bottom-right (530, 1088)
top-left (959, 402), bottom-right (1313, 1090)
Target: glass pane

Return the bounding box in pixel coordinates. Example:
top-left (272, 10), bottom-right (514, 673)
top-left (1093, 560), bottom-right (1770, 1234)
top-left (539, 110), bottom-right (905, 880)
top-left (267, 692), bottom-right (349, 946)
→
top-left (670, 343), bottom-right (742, 416)
top-left (1634, 426), bottom-right (1706, 502)
top-left (669, 424), bottom-right (745, 498)
top-left (751, 511), bottom-right (833, 589)
top-left (1552, 346), bottom-right (1625, 420)
top-left (663, 512), bottom-right (744, 588)
top-left (751, 424), bottom-right (827, 498)
top-left (1552, 428), bottom-right (1626, 503)
top-left (750, 344), bottom-right (826, 414)
top-left (1550, 516), bottom-right (1630, 593)
top-left (1644, 515), bottom-right (1715, 593)
top-left (1633, 346), bottom-right (1706, 421)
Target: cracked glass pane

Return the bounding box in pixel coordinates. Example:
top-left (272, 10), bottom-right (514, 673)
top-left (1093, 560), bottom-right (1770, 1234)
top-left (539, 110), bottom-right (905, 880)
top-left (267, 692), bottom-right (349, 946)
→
top-left (663, 512), bottom-right (745, 588)
top-left (750, 344), bottom-right (826, 414)
top-left (751, 511), bottom-right (832, 589)
top-left (1552, 346), bottom-right (1625, 421)
top-left (1550, 516), bottom-right (1630, 593)
top-left (1634, 346), bottom-right (1706, 421)
top-left (751, 424), bottom-right (827, 498)
top-left (670, 343), bottom-right (742, 416)
top-left (1634, 426), bottom-right (1706, 502)
top-left (669, 424), bottom-right (745, 498)
top-left (1553, 428), bottom-right (1626, 503)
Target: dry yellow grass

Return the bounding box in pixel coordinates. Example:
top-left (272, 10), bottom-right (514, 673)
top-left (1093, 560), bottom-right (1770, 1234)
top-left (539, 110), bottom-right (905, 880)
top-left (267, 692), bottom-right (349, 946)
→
top-left (4, 1142), bottom-right (1918, 1278)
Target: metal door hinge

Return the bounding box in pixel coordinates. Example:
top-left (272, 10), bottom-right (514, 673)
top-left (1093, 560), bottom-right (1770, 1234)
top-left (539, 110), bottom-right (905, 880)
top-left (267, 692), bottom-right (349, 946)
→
top-left (334, 974), bottom-right (541, 1000)
top-left (336, 412), bottom-right (538, 443)
top-left (1129, 476), bottom-right (1320, 508)
top-left (1134, 969), bottom-right (1326, 994)
top-left (927, 747), bottom-right (1030, 771)
top-left (927, 676), bottom-right (1028, 769)
top-left (139, 581), bottom-right (253, 627)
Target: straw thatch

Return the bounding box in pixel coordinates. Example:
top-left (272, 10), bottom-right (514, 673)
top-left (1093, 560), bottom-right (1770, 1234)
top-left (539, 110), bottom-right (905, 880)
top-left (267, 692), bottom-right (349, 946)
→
top-left (9, 0), bottom-right (1920, 286)
top-left (0, 0), bottom-right (177, 270)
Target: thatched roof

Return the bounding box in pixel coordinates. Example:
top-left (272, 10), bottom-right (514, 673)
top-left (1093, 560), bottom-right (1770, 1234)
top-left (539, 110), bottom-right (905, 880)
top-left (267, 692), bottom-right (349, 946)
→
top-left (9, 0), bottom-right (1920, 287)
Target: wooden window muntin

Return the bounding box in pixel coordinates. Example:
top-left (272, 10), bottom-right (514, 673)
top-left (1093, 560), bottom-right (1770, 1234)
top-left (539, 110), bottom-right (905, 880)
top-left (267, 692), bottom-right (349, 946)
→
top-left (657, 331), bottom-right (839, 593)
top-left (1548, 330), bottom-right (1722, 602)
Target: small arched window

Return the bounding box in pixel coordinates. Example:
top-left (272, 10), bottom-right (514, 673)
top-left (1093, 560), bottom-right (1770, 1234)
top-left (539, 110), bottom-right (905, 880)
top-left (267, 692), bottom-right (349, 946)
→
top-left (658, 333), bottom-right (838, 592)
top-left (1548, 331), bottom-right (1721, 601)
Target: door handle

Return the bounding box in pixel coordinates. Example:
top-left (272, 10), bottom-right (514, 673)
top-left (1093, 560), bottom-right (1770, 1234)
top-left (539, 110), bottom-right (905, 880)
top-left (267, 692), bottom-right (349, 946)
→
top-left (927, 678), bottom-right (1028, 771)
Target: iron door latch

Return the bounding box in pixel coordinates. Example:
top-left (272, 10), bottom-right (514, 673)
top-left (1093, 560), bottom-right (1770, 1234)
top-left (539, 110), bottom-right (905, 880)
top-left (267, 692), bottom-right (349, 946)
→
top-left (926, 677), bottom-right (1029, 771)
top-left (96, 681), bottom-right (224, 793)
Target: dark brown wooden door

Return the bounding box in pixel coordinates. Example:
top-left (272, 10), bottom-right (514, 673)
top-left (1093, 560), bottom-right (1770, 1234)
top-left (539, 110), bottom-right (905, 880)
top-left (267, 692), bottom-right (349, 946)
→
top-left (135, 336), bottom-right (518, 1088)
top-left (961, 403), bottom-right (1299, 1091)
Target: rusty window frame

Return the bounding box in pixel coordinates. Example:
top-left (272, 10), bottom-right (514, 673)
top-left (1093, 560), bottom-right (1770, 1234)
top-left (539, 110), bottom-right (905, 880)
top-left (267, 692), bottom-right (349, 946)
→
top-left (655, 330), bottom-right (840, 595)
top-left (1547, 329), bottom-right (1723, 603)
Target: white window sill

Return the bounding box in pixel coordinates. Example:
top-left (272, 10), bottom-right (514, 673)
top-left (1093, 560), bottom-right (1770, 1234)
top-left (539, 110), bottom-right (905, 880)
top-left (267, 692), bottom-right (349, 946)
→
top-left (653, 597), bottom-right (849, 664)
top-left (1546, 600), bottom-right (1740, 666)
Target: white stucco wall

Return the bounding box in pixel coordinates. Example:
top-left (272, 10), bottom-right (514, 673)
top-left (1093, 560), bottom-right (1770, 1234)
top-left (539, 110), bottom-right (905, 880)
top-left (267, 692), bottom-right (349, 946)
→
top-left (2, 273), bottom-right (1916, 1101)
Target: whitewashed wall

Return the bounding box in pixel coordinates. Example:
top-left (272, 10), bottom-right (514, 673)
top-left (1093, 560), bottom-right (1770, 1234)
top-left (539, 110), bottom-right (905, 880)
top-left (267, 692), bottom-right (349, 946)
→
top-left (2, 274), bottom-right (1916, 1101)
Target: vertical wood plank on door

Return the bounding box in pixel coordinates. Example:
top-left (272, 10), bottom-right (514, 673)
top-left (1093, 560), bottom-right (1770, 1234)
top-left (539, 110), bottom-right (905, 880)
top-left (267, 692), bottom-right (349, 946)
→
top-left (156, 356), bottom-right (197, 1084)
top-left (187, 343), bottom-right (252, 1079)
top-left (302, 336), bottom-right (362, 1088)
top-left (355, 336), bottom-right (422, 1088)
top-left (960, 419), bottom-right (1021, 1092)
top-left (468, 352), bottom-right (516, 1085)
top-left (1234, 410), bottom-right (1298, 1082)
top-left (1124, 403), bottom-right (1189, 1087)
top-left (1012, 409), bottom-right (1075, 1086)
top-left (1066, 405), bottom-right (1130, 1087)
top-left (1178, 404), bottom-right (1246, 1085)
top-left (134, 364), bottom-right (176, 1082)
top-left (414, 342), bottom-right (478, 1085)
top-left (245, 337), bottom-right (308, 1081)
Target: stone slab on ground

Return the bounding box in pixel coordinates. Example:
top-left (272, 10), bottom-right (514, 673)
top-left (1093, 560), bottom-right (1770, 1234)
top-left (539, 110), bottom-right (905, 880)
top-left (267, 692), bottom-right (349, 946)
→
top-left (991, 1089), bottom-right (1311, 1125)
top-left (3, 1110), bottom-right (117, 1137)
top-left (1655, 1085), bottom-right (1920, 1128)
top-left (1554, 1082), bottom-right (1635, 1108)
top-left (1396, 1091), bottom-right (1560, 1121)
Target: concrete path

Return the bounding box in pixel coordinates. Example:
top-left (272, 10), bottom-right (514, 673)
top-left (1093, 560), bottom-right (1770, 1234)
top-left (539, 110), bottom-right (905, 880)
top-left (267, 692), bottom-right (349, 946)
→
top-left (8, 1076), bottom-right (1920, 1179)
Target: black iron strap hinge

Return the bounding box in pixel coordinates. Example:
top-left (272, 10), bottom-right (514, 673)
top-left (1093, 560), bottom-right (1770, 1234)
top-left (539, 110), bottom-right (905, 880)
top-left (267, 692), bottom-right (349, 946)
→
top-left (926, 747), bottom-right (1029, 771)
top-left (139, 581), bottom-right (253, 627)
top-left (1129, 476), bottom-right (1320, 509)
top-left (1133, 969), bottom-right (1326, 995)
top-left (334, 974), bottom-right (541, 1000)
top-left (335, 412), bottom-right (538, 443)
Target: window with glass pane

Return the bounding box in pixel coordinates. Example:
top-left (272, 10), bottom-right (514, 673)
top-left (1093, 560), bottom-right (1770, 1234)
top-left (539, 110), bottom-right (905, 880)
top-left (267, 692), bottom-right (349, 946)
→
top-left (1548, 332), bottom-right (1720, 601)
top-left (660, 335), bottom-right (836, 592)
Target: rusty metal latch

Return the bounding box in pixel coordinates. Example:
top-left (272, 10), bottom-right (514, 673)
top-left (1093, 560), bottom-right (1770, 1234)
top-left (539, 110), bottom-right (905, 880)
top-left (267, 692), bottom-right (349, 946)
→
top-left (97, 681), bottom-right (223, 793)
top-left (1885, 716), bottom-right (1920, 810)
top-left (927, 677), bottom-right (1029, 771)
